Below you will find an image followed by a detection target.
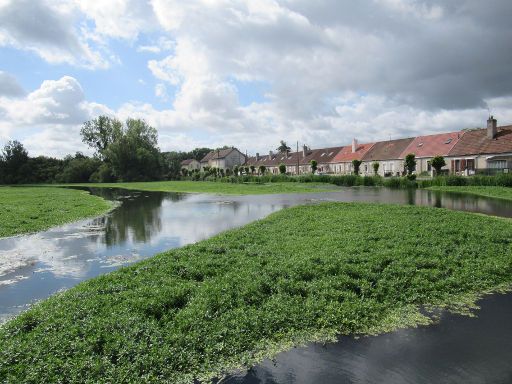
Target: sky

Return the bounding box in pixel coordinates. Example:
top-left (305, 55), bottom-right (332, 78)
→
top-left (0, 0), bottom-right (512, 158)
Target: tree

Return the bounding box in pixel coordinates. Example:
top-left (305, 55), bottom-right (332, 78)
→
top-left (80, 115), bottom-right (122, 159)
top-left (259, 165), bottom-right (266, 174)
top-left (352, 159), bottom-right (362, 175)
top-left (276, 140), bottom-right (291, 154)
top-left (372, 162), bottom-right (380, 176)
top-left (279, 163), bottom-right (286, 174)
top-left (250, 165), bottom-right (256, 174)
top-left (233, 165), bottom-right (239, 176)
top-left (404, 153), bottom-right (416, 175)
top-left (310, 160), bottom-right (318, 174)
top-left (0, 140), bottom-right (30, 184)
top-left (103, 118), bottom-right (162, 181)
top-left (181, 168), bottom-right (188, 177)
top-left (431, 155), bottom-right (446, 176)
top-left (57, 153), bottom-right (101, 183)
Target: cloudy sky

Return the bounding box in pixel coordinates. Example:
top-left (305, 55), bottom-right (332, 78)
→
top-left (1, 0), bottom-right (511, 157)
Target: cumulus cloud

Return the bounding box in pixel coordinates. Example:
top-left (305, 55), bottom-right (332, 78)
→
top-left (1, 0), bottom-right (512, 156)
top-left (0, 71), bottom-right (24, 97)
top-left (0, 0), bottom-right (108, 68)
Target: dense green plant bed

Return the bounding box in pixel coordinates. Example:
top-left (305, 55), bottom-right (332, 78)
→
top-left (2, 203), bottom-right (512, 383)
top-left (56, 181), bottom-right (338, 195)
top-left (419, 173), bottom-right (512, 188)
top-left (427, 186), bottom-right (512, 201)
top-left (0, 187), bottom-right (113, 238)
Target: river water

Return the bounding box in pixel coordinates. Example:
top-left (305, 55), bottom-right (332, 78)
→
top-left (1, 186), bottom-right (512, 383)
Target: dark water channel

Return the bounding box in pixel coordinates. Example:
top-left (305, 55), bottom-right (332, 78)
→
top-left (1, 186), bottom-right (512, 383)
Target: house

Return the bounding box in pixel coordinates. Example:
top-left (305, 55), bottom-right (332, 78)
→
top-left (329, 139), bottom-right (375, 175)
top-left (302, 146), bottom-right (344, 174)
top-left (200, 148), bottom-right (246, 171)
top-left (180, 159), bottom-right (200, 172)
top-left (362, 137), bottom-right (415, 177)
top-left (447, 117), bottom-right (512, 175)
top-left (399, 131), bottom-right (461, 175)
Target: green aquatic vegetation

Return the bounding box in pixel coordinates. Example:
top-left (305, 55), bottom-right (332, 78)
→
top-left (55, 180), bottom-right (338, 195)
top-left (427, 186), bottom-right (512, 201)
top-left (1, 203), bottom-right (512, 383)
top-left (0, 187), bottom-right (113, 238)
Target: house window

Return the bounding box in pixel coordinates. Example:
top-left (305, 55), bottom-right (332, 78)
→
top-left (489, 160), bottom-right (507, 169)
top-left (427, 161), bottom-right (432, 171)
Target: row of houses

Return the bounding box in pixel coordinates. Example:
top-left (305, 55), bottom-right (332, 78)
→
top-left (182, 117), bottom-right (512, 176)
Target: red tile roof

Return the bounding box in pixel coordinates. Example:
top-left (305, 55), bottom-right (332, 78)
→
top-left (362, 138), bottom-right (414, 161)
top-left (330, 143), bottom-right (374, 163)
top-left (400, 131), bottom-right (461, 158)
top-left (449, 125), bottom-right (512, 156)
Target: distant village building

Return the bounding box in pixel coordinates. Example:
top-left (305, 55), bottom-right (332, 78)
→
top-left (447, 117), bottom-right (512, 175)
top-left (329, 139), bottom-right (374, 175)
top-left (200, 148), bottom-right (246, 171)
top-left (244, 117), bottom-right (511, 177)
top-left (180, 159), bottom-right (200, 172)
top-left (362, 138), bottom-right (414, 177)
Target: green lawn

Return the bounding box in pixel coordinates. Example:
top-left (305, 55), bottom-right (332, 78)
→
top-left (0, 187), bottom-right (113, 238)
top-left (57, 180), bottom-right (338, 195)
top-left (2, 203), bottom-right (512, 383)
top-left (427, 186), bottom-right (512, 201)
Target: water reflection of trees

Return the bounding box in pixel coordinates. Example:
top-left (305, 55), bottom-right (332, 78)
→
top-left (89, 190), bottom-right (184, 247)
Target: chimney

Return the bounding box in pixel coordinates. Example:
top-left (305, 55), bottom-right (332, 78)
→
top-left (487, 116), bottom-right (497, 139)
top-left (303, 145), bottom-right (308, 158)
top-left (256, 153), bottom-right (260, 161)
top-left (352, 138), bottom-right (358, 153)
top-left (269, 150), bottom-right (273, 158)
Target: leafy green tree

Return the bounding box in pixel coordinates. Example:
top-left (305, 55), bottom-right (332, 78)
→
top-left (57, 153), bottom-right (101, 183)
top-left (431, 155), bottom-right (446, 176)
top-left (277, 140), bottom-right (291, 154)
top-left (372, 162), bottom-right (380, 176)
top-left (310, 160), bottom-right (318, 174)
top-left (104, 118), bottom-right (162, 181)
top-left (0, 140), bottom-right (30, 184)
top-left (80, 116), bottom-right (122, 159)
top-left (259, 165), bottom-right (266, 174)
top-left (233, 165), bottom-right (239, 176)
top-left (225, 168), bottom-right (232, 176)
top-left (352, 159), bottom-right (362, 175)
top-left (181, 168), bottom-right (188, 177)
top-left (250, 165), bottom-right (256, 174)
top-left (244, 166), bottom-right (250, 174)
top-left (404, 153), bottom-right (416, 175)
top-left (279, 163), bottom-right (286, 174)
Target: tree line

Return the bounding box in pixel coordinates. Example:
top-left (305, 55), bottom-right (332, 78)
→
top-left (0, 116), bottom-right (213, 184)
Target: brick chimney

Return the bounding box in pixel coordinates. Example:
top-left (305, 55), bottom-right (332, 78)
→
top-left (352, 138), bottom-right (358, 153)
top-left (302, 145), bottom-right (308, 158)
top-left (256, 153), bottom-right (260, 161)
top-left (487, 116), bottom-right (497, 139)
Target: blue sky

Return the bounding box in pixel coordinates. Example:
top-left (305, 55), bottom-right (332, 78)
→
top-left (0, 0), bottom-right (511, 157)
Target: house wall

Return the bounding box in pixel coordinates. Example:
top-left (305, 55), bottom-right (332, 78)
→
top-left (224, 151), bottom-right (246, 169)
top-left (184, 160), bottom-right (200, 171)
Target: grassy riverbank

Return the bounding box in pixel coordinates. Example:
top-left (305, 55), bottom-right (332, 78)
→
top-left (2, 203), bottom-right (512, 383)
top-left (427, 186), bottom-right (512, 201)
top-left (0, 187), bottom-right (113, 238)
top-left (58, 180), bottom-right (338, 195)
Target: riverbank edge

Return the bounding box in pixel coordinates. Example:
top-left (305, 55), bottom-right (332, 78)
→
top-left (425, 186), bottom-right (512, 201)
top-left (0, 187), bottom-right (116, 238)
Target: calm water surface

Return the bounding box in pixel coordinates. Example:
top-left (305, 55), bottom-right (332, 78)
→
top-left (1, 186), bottom-right (512, 383)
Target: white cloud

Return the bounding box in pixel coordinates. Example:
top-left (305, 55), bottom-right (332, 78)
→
top-left (0, 0), bottom-right (109, 68)
top-left (0, 71), bottom-right (24, 97)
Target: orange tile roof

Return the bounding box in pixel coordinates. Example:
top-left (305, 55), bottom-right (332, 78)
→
top-left (449, 125), bottom-right (512, 156)
top-left (362, 138), bottom-right (414, 161)
top-left (330, 143), bottom-right (374, 163)
top-left (400, 131), bottom-right (461, 158)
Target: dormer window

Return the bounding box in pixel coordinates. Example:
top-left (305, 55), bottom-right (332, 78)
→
top-left (444, 138), bottom-right (452, 144)
top-left (417, 143), bottom-right (423, 147)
